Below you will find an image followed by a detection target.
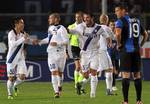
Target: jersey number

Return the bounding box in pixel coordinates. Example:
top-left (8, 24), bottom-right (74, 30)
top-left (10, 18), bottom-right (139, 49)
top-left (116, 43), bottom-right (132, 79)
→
top-left (129, 22), bottom-right (140, 38)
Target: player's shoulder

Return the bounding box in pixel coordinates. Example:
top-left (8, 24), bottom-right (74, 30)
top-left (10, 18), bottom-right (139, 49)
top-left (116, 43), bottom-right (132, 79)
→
top-left (100, 24), bottom-right (109, 29)
top-left (77, 22), bottom-right (85, 28)
top-left (8, 29), bottom-right (15, 36)
top-left (59, 25), bottom-right (66, 29)
top-left (48, 25), bottom-right (66, 30)
top-left (75, 22), bottom-right (86, 31)
top-left (68, 23), bottom-right (76, 29)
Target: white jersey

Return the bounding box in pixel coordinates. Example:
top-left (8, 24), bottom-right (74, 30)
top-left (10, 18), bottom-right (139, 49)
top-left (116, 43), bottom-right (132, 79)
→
top-left (39, 25), bottom-right (69, 53)
top-left (73, 23), bottom-right (109, 52)
top-left (6, 29), bottom-right (26, 66)
top-left (99, 25), bottom-right (114, 51)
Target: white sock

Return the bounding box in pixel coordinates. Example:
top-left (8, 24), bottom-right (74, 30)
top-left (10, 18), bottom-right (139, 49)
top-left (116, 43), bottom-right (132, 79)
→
top-left (51, 75), bottom-right (59, 93)
top-left (7, 80), bottom-right (14, 96)
top-left (58, 75), bottom-right (63, 87)
top-left (81, 78), bottom-right (90, 89)
top-left (90, 75), bottom-right (98, 97)
top-left (105, 72), bottom-right (113, 91)
top-left (14, 77), bottom-right (24, 89)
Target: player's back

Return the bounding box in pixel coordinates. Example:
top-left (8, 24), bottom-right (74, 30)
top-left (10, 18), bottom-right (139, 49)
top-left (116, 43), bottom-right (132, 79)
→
top-left (99, 25), bottom-right (114, 51)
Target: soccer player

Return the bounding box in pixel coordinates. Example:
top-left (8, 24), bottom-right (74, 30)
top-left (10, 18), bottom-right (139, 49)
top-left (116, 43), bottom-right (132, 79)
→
top-left (108, 19), bottom-right (119, 91)
top-left (98, 14), bottom-right (114, 95)
top-left (115, 4), bottom-right (148, 104)
top-left (68, 11), bottom-right (85, 94)
top-left (69, 12), bottom-right (109, 98)
top-left (38, 13), bottom-right (69, 98)
top-left (6, 17), bottom-right (30, 99)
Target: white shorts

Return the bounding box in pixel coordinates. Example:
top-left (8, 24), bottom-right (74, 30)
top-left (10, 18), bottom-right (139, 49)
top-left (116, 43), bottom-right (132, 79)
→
top-left (7, 58), bottom-right (27, 77)
top-left (48, 51), bottom-right (66, 72)
top-left (98, 50), bottom-right (113, 71)
top-left (80, 50), bottom-right (99, 72)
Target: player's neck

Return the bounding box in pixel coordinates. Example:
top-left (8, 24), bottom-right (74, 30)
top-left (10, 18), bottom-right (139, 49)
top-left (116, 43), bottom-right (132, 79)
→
top-left (86, 22), bottom-right (95, 27)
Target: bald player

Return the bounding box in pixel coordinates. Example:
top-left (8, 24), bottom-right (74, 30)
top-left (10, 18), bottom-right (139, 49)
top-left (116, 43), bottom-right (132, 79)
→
top-left (98, 14), bottom-right (115, 95)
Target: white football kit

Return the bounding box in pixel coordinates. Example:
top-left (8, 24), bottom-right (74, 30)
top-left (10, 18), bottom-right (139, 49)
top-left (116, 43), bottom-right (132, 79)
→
top-left (98, 25), bottom-right (113, 71)
top-left (72, 23), bottom-right (109, 72)
top-left (39, 25), bottom-right (69, 72)
top-left (6, 29), bottom-right (27, 77)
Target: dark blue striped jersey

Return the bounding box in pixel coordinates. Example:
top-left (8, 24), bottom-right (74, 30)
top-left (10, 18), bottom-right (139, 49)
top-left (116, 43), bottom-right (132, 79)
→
top-left (115, 15), bottom-right (145, 52)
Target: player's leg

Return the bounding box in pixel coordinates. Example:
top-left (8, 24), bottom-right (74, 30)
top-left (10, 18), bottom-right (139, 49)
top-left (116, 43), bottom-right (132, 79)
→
top-left (132, 52), bottom-right (143, 104)
top-left (13, 60), bottom-right (27, 96)
top-left (90, 53), bottom-right (99, 98)
top-left (133, 72), bottom-right (143, 104)
top-left (77, 65), bottom-right (89, 95)
top-left (105, 70), bottom-right (113, 95)
top-left (51, 70), bottom-right (60, 98)
top-left (99, 51), bottom-right (113, 95)
top-left (71, 46), bottom-right (83, 88)
top-left (48, 54), bottom-right (59, 98)
top-left (90, 69), bottom-right (98, 98)
top-left (57, 54), bottom-right (66, 95)
top-left (7, 64), bottom-right (16, 99)
top-left (112, 59), bottom-right (119, 91)
top-left (120, 52), bottom-right (131, 103)
top-left (76, 52), bottom-right (90, 95)
top-left (74, 59), bottom-right (81, 87)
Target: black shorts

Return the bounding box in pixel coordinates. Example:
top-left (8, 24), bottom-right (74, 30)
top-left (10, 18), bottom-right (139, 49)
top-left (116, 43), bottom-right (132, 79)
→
top-left (112, 59), bottom-right (119, 71)
top-left (71, 46), bottom-right (81, 60)
top-left (120, 51), bottom-right (141, 72)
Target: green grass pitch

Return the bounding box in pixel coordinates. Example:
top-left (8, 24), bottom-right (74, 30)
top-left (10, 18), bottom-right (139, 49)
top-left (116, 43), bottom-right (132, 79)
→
top-left (0, 81), bottom-right (150, 104)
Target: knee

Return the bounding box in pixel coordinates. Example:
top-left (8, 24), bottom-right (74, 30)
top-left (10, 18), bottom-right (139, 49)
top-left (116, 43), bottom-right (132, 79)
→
top-left (18, 74), bottom-right (26, 80)
top-left (83, 72), bottom-right (89, 79)
top-left (8, 76), bottom-right (15, 82)
top-left (51, 70), bottom-right (59, 75)
top-left (90, 69), bottom-right (97, 76)
top-left (122, 72), bottom-right (130, 78)
top-left (133, 72), bottom-right (141, 79)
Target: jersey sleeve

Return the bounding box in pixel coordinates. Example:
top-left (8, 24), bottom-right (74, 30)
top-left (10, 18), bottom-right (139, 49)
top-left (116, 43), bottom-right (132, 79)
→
top-left (100, 27), bottom-right (110, 38)
top-left (115, 19), bottom-right (123, 28)
top-left (39, 36), bottom-right (49, 45)
top-left (8, 31), bottom-right (25, 47)
top-left (60, 26), bottom-right (69, 45)
top-left (106, 27), bottom-right (115, 40)
top-left (69, 24), bottom-right (83, 35)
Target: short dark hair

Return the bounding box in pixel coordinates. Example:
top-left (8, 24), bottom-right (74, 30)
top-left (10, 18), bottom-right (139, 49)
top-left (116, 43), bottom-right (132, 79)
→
top-left (12, 17), bottom-right (23, 28)
top-left (83, 11), bottom-right (94, 18)
top-left (13, 17), bottom-right (23, 25)
top-left (115, 3), bottom-right (128, 12)
top-left (75, 11), bottom-right (83, 16)
top-left (50, 13), bottom-right (60, 21)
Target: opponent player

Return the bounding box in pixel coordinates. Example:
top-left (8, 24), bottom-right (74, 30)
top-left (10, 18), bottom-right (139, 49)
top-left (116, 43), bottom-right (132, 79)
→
top-left (115, 4), bottom-right (148, 104)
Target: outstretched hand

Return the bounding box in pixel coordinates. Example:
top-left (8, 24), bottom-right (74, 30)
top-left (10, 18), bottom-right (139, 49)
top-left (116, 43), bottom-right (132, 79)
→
top-left (32, 39), bottom-right (39, 45)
